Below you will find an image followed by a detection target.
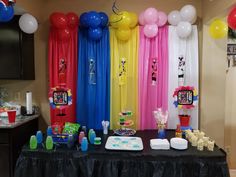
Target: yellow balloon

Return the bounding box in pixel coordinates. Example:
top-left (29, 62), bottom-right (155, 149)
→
top-left (129, 12), bottom-right (138, 28)
top-left (115, 27), bottom-right (131, 41)
top-left (117, 11), bottom-right (131, 28)
top-left (209, 19), bottom-right (228, 39)
top-left (109, 13), bottom-right (121, 28)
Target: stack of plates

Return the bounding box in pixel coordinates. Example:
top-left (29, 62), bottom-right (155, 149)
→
top-left (170, 138), bottom-right (188, 150)
top-left (150, 139), bottom-right (170, 150)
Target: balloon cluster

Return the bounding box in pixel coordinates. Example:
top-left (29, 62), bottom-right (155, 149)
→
top-left (168, 5), bottom-right (197, 38)
top-left (19, 13), bottom-right (38, 34)
top-left (80, 11), bottom-right (108, 41)
top-left (139, 8), bottom-right (167, 38)
top-left (50, 12), bottom-right (79, 41)
top-left (228, 7), bottom-right (236, 30)
top-left (0, 1), bottom-right (14, 22)
top-left (109, 11), bottom-right (138, 41)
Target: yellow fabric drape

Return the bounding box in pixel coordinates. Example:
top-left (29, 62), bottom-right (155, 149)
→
top-left (110, 26), bottom-right (139, 130)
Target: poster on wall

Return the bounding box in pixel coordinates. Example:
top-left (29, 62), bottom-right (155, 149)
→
top-left (227, 28), bottom-right (236, 68)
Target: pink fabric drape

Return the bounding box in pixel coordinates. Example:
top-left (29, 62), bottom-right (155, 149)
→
top-left (138, 26), bottom-right (168, 130)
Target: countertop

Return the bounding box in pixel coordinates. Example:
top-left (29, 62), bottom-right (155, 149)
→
top-left (0, 114), bottom-right (39, 129)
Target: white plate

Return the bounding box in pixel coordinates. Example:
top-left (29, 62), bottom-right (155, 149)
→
top-left (170, 137), bottom-right (188, 150)
top-left (105, 136), bottom-right (143, 151)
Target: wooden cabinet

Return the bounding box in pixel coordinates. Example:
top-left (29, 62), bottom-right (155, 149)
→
top-left (0, 15), bottom-right (35, 80)
top-left (0, 117), bottom-right (38, 177)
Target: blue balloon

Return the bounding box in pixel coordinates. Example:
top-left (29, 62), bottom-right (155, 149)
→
top-left (80, 12), bottom-right (89, 27)
top-left (88, 27), bottom-right (102, 40)
top-left (87, 11), bottom-right (101, 28)
top-left (0, 4), bottom-right (14, 22)
top-left (99, 12), bottom-right (108, 27)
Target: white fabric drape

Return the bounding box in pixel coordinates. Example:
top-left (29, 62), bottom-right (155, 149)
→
top-left (167, 25), bottom-right (199, 129)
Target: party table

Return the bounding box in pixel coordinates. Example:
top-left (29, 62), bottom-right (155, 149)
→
top-left (14, 130), bottom-right (229, 177)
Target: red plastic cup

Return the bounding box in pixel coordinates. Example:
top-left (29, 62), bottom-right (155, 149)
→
top-left (179, 115), bottom-right (190, 127)
top-left (7, 110), bottom-right (16, 123)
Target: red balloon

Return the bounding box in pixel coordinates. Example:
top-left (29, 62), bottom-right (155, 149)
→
top-left (228, 7), bottom-right (236, 30)
top-left (66, 12), bottom-right (79, 29)
top-left (58, 28), bottom-right (71, 41)
top-left (50, 12), bottom-right (68, 29)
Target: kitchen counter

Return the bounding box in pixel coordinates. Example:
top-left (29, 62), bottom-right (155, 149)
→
top-left (0, 114), bottom-right (39, 129)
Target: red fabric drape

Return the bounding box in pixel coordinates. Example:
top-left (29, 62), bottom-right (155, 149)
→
top-left (48, 27), bottom-right (78, 124)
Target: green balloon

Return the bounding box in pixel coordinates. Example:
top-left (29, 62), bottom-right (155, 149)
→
top-left (46, 136), bottom-right (53, 150)
top-left (30, 135), bottom-right (37, 150)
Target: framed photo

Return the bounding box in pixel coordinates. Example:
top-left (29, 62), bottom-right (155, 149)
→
top-left (53, 91), bottom-right (68, 106)
top-left (177, 90), bottom-right (193, 105)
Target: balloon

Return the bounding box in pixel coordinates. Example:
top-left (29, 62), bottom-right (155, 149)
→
top-left (168, 10), bottom-right (181, 26)
top-left (19, 13), bottom-right (38, 34)
top-left (157, 11), bottom-right (167, 27)
top-left (144, 24), bottom-right (158, 38)
top-left (99, 12), bottom-right (108, 27)
top-left (80, 12), bottom-right (89, 27)
top-left (144, 7), bottom-right (158, 24)
top-left (87, 11), bottom-right (101, 28)
top-left (176, 21), bottom-right (192, 38)
top-left (58, 27), bottom-right (71, 41)
top-left (88, 27), bottom-right (103, 40)
top-left (180, 5), bottom-right (197, 24)
top-left (109, 13), bottom-right (120, 28)
top-left (139, 11), bottom-right (145, 26)
top-left (209, 19), bottom-right (228, 39)
top-left (115, 27), bottom-right (131, 41)
top-left (0, 3), bottom-right (14, 22)
top-left (50, 12), bottom-right (68, 29)
top-left (228, 7), bottom-right (236, 30)
top-left (116, 11), bottom-right (131, 28)
top-left (129, 12), bottom-right (138, 28)
top-left (66, 12), bottom-right (79, 29)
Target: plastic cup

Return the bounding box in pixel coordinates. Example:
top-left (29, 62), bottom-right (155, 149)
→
top-left (7, 110), bottom-right (16, 123)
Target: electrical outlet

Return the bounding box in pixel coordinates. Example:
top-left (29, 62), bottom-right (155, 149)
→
top-left (225, 146), bottom-right (231, 155)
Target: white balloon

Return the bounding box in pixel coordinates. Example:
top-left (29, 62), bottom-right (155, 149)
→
top-left (180, 5), bottom-right (197, 24)
top-left (19, 13), bottom-right (38, 34)
top-left (176, 21), bottom-right (192, 38)
top-left (168, 10), bottom-right (181, 26)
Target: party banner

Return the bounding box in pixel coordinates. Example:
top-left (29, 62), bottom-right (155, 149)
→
top-left (167, 25), bottom-right (199, 129)
top-left (110, 26), bottom-right (139, 130)
top-left (76, 27), bottom-right (110, 130)
top-left (139, 26), bottom-right (168, 130)
top-left (48, 26), bottom-right (78, 124)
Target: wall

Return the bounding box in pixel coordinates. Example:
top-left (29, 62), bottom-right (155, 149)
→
top-left (0, 0), bottom-right (203, 130)
top-left (202, 0), bottom-right (236, 168)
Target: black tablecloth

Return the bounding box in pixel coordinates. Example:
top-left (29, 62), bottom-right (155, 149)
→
top-left (14, 130), bottom-right (230, 177)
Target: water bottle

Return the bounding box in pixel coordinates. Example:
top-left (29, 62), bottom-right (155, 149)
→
top-left (47, 126), bottom-right (53, 136)
top-left (29, 135), bottom-right (37, 150)
top-left (90, 131), bottom-right (96, 144)
top-left (81, 137), bottom-right (88, 152)
top-left (46, 136), bottom-right (53, 150)
top-left (36, 131), bottom-right (43, 144)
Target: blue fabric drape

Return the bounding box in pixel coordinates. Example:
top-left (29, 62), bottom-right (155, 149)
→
top-left (76, 27), bottom-right (110, 130)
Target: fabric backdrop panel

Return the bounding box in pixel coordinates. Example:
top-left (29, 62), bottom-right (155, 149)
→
top-left (48, 27), bottom-right (78, 124)
top-left (138, 26), bottom-right (169, 130)
top-left (110, 27), bottom-right (139, 130)
top-left (76, 27), bottom-right (110, 130)
top-left (168, 25), bottom-right (199, 129)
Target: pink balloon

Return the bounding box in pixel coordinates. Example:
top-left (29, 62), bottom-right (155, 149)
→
top-left (144, 7), bottom-right (158, 24)
top-left (144, 24), bottom-right (158, 38)
top-left (157, 11), bottom-right (167, 27)
top-left (139, 12), bottom-right (145, 25)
